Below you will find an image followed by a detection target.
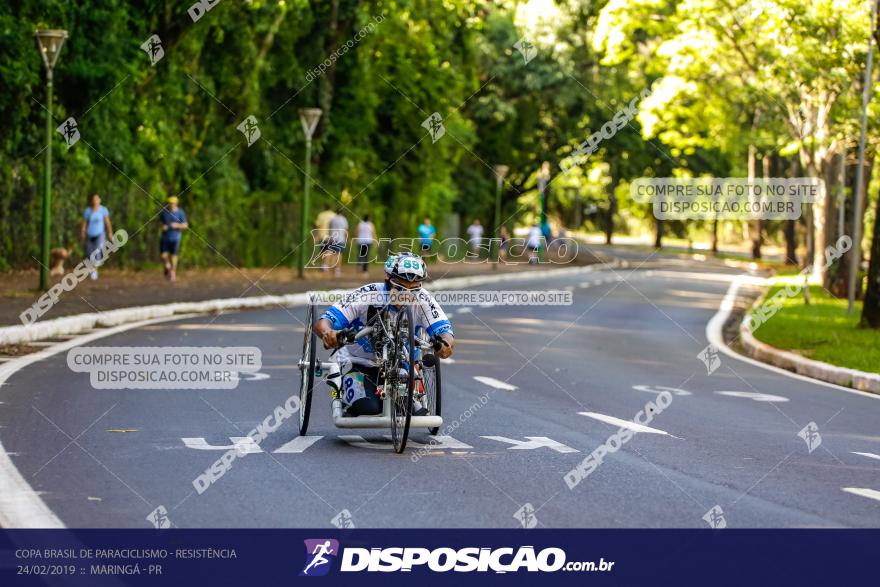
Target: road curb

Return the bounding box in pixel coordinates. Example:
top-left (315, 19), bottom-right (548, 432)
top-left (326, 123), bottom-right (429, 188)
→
top-left (0, 261), bottom-right (622, 347)
top-left (738, 293), bottom-right (880, 395)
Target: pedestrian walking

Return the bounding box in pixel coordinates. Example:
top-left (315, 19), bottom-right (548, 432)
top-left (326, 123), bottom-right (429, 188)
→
top-left (499, 225), bottom-right (511, 263)
top-left (356, 214), bottom-right (376, 273)
top-left (80, 192), bottom-right (112, 280)
top-left (417, 217), bottom-right (436, 253)
top-left (328, 208), bottom-right (348, 276)
top-left (466, 219), bottom-right (484, 256)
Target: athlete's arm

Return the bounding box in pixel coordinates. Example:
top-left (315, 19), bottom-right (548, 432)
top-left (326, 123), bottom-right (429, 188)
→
top-left (314, 318), bottom-right (338, 349)
top-left (436, 333), bottom-right (454, 359)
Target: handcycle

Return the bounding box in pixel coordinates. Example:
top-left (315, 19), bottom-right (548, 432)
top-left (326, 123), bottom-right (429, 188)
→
top-left (296, 300), bottom-right (445, 454)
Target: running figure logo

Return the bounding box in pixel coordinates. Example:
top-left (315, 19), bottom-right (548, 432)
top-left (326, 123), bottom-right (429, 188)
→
top-left (146, 505), bottom-right (172, 529)
top-left (300, 539), bottom-right (340, 577)
top-left (237, 115), bottom-right (261, 146)
top-left (514, 503), bottom-right (538, 529)
top-left (513, 37), bottom-right (537, 64)
top-left (421, 112), bottom-right (445, 143)
top-left (697, 344), bottom-right (721, 375)
top-left (140, 34), bottom-right (165, 65)
top-left (702, 505), bottom-right (727, 529)
top-left (56, 117), bottom-right (80, 148)
top-left (797, 421), bottom-right (822, 453)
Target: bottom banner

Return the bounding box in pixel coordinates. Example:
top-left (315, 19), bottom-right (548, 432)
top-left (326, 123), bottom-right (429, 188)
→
top-left (0, 529), bottom-right (874, 585)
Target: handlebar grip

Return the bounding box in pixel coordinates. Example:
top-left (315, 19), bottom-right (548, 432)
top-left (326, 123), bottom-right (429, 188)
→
top-left (336, 328), bottom-right (356, 347)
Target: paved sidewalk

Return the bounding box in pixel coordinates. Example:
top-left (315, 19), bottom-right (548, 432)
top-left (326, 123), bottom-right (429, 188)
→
top-left (1, 253), bottom-right (602, 328)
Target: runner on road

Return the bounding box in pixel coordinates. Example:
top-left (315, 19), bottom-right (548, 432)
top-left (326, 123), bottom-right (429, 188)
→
top-left (159, 196), bottom-right (188, 282)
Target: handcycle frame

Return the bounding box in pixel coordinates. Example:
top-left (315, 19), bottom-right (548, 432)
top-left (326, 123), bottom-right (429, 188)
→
top-left (297, 299), bottom-right (443, 453)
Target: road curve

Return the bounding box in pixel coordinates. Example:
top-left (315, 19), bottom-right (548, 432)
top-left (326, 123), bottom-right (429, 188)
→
top-left (1, 258), bottom-right (879, 529)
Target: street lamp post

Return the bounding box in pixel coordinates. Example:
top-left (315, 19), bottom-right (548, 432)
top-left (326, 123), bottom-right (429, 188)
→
top-left (297, 108), bottom-right (322, 278)
top-left (33, 29), bottom-right (67, 291)
top-left (848, 0), bottom-right (879, 314)
top-left (492, 165), bottom-right (509, 270)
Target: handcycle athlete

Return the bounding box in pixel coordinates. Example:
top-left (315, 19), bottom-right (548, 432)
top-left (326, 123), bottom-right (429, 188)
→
top-left (314, 252), bottom-right (455, 417)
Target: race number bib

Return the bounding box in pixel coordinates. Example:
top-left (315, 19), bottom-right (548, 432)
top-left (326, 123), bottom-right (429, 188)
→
top-left (342, 371), bottom-right (366, 405)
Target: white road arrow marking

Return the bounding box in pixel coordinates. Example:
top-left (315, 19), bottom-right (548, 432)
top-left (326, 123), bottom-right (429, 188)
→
top-left (481, 436), bottom-right (579, 453)
top-left (181, 437), bottom-right (262, 453)
top-left (383, 435), bottom-right (473, 450)
top-left (578, 412), bottom-right (669, 436)
top-left (851, 452), bottom-right (880, 462)
top-left (841, 487), bottom-right (880, 502)
top-left (274, 436), bottom-right (323, 453)
top-left (234, 372), bottom-right (270, 382)
top-left (715, 391), bottom-right (789, 402)
top-left (473, 376), bottom-right (517, 391)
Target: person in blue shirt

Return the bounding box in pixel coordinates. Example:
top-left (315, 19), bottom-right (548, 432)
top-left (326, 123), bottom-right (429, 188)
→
top-left (159, 196), bottom-right (189, 282)
top-left (417, 217), bottom-right (436, 253)
top-left (79, 193), bottom-right (113, 280)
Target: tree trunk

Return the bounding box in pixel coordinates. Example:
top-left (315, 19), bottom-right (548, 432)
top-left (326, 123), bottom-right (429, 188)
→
top-left (825, 153), bottom-right (847, 295)
top-left (780, 156), bottom-right (797, 264)
top-left (862, 178), bottom-right (880, 327)
top-left (604, 159), bottom-right (616, 245)
top-left (605, 195), bottom-right (616, 245)
top-left (712, 218), bottom-right (719, 254)
top-left (654, 218), bottom-right (663, 248)
top-left (806, 159), bottom-right (827, 278)
top-left (316, 0), bottom-right (341, 144)
top-left (747, 145), bottom-right (762, 259)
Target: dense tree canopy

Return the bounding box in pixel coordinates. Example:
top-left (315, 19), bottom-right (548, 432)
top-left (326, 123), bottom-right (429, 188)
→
top-left (2, 0), bottom-right (879, 326)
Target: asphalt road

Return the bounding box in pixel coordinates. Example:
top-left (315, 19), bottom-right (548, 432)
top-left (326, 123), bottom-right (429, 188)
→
top-left (2, 256), bottom-right (879, 528)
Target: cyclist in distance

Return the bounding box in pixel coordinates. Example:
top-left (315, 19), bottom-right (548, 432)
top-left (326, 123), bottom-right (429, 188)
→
top-left (314, 252), bottom-right (455, 416)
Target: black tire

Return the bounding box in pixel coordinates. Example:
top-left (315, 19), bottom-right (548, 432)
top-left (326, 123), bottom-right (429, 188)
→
top-left (389, 305), bottom-right (415, 454)
top-left (298, 303), bottom-right (317, 436)
top-left (423, 358), bottom-right (441, 436)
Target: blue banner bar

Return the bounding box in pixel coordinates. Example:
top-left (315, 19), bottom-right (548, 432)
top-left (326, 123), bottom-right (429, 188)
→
top-left (0, 529), bottom-right (874, 585)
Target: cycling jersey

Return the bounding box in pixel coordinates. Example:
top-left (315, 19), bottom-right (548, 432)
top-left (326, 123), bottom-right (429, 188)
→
top-left (320, 282), bottom-right (453, 367)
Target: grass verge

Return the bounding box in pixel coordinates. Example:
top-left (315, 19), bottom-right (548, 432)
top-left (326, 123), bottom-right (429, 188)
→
top-left (751, 274), bottom-right (880, 374)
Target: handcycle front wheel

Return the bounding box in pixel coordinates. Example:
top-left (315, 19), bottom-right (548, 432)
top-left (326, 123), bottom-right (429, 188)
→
top-left (389, 305), bottom-right (415, 454)
top-left (297, 303), bottom-right (317, 436)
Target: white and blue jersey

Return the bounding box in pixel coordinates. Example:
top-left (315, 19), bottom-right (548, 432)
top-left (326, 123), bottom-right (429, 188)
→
top-left (320, 282), bottom-right (453, 367)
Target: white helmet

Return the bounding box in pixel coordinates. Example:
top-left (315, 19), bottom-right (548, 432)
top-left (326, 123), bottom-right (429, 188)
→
top-left (384, 252), bottom-right (427, 283)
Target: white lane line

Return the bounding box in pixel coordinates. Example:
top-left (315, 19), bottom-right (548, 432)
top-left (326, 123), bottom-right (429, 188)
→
top-left (578, 412), bottom-right (670, 436)
top-left (182, 437), bottom-right (262, 453)
top-left (632, 384), bottom-right (692, 396)
top-left (714, 390), bottom-right (789, 403)
top-left (851, 452), bottom-right (880, 462)
top-left (706, 273), bottom-right (880, 400)
top-left (456, 307), bottom-right (473, 314)
top-left (0, 313), bottom-right (198, 529)
top-left (841, 487), bottom-right (880, 502)
top-left (473, 376), bottom-right (517, 391)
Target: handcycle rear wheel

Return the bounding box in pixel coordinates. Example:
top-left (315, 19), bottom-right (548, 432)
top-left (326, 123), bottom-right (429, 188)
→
top-left (297, 303), bottom-right (317, 436)
top-left (389, 305), bottom-right (415, 454)
top-left (422, 357), bottom-right (441, 436)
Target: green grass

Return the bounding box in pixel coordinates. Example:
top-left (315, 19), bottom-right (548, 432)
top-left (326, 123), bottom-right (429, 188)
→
top-left (752, 275), bottom-right (880, 373)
